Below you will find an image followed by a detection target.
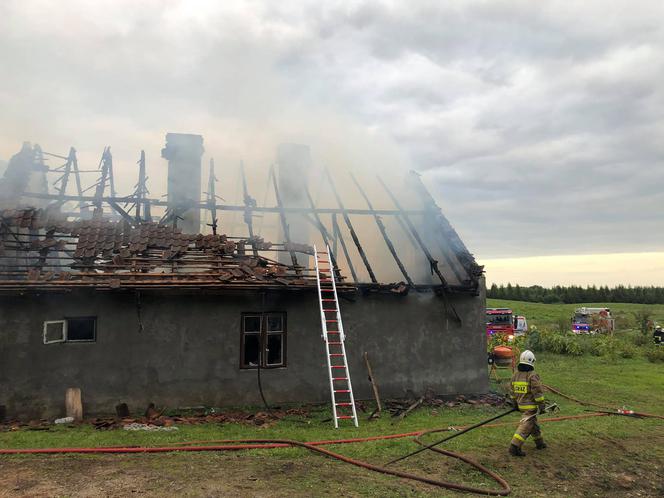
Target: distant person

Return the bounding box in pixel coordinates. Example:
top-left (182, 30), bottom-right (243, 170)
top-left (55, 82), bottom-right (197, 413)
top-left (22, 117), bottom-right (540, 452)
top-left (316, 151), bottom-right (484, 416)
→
top-left (509, 350), bottom-right (547, 457)
top-left (654, 326), bottom-right (664, 346)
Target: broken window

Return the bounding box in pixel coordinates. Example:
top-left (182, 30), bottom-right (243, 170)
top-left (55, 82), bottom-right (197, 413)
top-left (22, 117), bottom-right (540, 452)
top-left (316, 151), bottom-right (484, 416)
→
top-left (43, 317), bottom-right (96, 344)
top-left (240, 312), bottom-right (286, 369)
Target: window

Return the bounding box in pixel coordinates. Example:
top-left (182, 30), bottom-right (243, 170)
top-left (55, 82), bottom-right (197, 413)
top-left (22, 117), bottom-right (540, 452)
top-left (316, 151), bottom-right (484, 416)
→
top-left (43, 321), bottom-right (66, 344)
top-left (43, 317), bottom-right (96, 344)
top-left (240, 312), bottom-right (286, 369)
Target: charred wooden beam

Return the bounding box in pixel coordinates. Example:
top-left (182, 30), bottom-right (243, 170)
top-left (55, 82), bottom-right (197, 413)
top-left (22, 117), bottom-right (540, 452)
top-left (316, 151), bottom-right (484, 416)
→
top-left (56, 149), bottom-right (74, 204)
top-left (93, 147), bottom-right (112, 219)
top-left (107, 200), bottom-right (136, 226)
top-left (22, 192), bottom-right (428, 217)
top-left (240, 161), bottom-right (259, 257)
top-left (135, 150), bottom-right (150, 224)
top-left (350, 173), bottom-right (414, 287)
top-left (325, 168), bottom-right (377, 284)
top-left (332, 213), bottom-right (358, 283)
top-left (206, 158), bottom-right (218, 235)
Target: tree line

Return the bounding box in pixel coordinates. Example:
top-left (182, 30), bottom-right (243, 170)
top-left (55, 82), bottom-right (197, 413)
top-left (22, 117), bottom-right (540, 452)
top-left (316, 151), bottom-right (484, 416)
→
top-left (487, 284), bottom-right (664, 304)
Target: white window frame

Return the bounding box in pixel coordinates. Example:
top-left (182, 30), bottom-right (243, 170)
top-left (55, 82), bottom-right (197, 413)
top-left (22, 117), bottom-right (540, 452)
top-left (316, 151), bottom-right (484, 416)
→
top-left (43, 320), bottom-right (67, 344)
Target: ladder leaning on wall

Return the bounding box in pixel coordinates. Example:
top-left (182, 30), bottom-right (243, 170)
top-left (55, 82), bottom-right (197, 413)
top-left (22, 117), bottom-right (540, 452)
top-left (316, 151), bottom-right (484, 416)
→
top-left (314, 244), bottom-right (359, 428)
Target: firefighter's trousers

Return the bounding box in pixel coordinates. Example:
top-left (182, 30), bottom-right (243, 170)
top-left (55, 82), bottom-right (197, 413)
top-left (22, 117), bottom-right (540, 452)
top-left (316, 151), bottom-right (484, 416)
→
top-left (511, 409), bottom-right (544, 447)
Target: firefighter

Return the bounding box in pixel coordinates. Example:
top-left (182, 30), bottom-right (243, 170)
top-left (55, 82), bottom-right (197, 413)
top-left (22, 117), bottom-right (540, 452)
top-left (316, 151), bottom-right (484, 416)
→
top-left (654, 325), bottom-right (664, 346)
top-left (509, 350), bottom-right (547, 457)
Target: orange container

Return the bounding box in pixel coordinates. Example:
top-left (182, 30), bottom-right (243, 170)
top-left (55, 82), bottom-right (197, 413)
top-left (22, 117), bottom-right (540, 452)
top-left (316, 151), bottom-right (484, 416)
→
top-left (492, 345), bottom-right (514, 367)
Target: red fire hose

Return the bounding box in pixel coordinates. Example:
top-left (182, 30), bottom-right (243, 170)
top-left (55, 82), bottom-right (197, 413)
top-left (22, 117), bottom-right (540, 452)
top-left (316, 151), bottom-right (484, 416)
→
top-left (1, 389), bottom-right (662, 496)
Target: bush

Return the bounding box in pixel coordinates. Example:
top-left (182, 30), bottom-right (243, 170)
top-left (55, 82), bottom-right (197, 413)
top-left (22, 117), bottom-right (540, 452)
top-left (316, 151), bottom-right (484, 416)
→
top-left (524, 328), bottom-right (541, 352)
top-left (624, 331), bottom-right (650, 347)
top-left (556, 316), bottom-right (571, 334)
top-left (536, 329), bottom-right (585, 356)
top-left (588, 336), bottom-right (641, 359)
top-left (632, 309), bottom-right (653, 334)
top-left (540, 330), bottom-right (567, 354)
top-left (644, 346), bottom-right (664, 363)
top-left (589, 338), bottom-right (605, 356)
top-left (614, 313), bottom-right (635, 330)
top-left (564, 338), bottom-right (584, 356)
top-left (619, 342), bottom-right (637, 359)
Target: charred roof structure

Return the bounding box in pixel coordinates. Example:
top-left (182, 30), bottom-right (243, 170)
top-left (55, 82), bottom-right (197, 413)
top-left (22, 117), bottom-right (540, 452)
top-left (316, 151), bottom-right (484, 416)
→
top-left (0, 136), bottom-right (488, 420)
top-left (0, 139), bottom-right (482, 294)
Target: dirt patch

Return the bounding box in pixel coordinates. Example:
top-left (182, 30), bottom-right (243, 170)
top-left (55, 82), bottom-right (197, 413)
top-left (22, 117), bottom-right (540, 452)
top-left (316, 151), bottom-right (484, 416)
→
top-left (0, 454), bottom-right (309, 498)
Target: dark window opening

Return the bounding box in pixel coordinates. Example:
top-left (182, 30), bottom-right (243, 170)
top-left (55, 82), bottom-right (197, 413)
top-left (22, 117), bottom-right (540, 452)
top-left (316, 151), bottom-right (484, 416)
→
top-left (240, 312), bottom-right (286, 369)
top-left (244, 315), bottom-right (261, 333)
top-left (267, 315), bottom-right (283, 332)
top-left (243, 333), bottom-right (261, 367)
top-left (266, 333), bottom-right (283, 366)
top-left (66, 317), bottom-right (96, 342)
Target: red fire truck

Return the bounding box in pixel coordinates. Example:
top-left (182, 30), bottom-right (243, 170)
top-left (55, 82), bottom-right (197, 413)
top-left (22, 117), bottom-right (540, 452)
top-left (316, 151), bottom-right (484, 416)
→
top-left (486, 308), bottom-right (515, 337)
top-left (571, 307), bottom-right (614, 334)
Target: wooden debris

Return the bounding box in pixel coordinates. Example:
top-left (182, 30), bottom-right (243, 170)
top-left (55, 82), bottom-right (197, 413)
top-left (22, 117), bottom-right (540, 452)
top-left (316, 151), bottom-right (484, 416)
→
top-left (65, 387), bottom-right (83, 421)
top-left (397, 397), bottom-right (424, 420)
top-left (363, 352), bottom-right (382, 419)
top-left (385, 391), bottom-right (507, 419)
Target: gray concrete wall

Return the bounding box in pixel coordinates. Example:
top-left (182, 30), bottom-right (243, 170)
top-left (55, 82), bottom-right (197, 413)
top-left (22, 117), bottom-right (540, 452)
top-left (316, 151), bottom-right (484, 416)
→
top-left (0, 283), bottom-right (487, 419)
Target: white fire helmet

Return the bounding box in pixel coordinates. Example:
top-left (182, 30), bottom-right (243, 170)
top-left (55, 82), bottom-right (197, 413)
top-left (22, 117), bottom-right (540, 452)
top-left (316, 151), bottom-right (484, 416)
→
top-left (519, 350), bottom-right (536, 366)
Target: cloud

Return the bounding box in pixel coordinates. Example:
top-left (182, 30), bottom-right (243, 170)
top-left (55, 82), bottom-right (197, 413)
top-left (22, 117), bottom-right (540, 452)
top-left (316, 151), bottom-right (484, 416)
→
top-left (0, 0), bottom-right (662, 265)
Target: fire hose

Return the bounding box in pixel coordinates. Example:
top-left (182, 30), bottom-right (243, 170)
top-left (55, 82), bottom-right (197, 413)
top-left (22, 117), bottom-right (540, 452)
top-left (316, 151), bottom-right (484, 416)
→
top-left (1, 388), bottom-right (662, 496)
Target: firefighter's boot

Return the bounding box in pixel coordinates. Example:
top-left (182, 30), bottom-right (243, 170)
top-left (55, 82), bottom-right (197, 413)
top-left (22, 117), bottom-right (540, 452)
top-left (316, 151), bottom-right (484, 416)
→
top-left (509, 444), bottom-right (526, 457)
top-left (535, 438), bottom-right (547, 450)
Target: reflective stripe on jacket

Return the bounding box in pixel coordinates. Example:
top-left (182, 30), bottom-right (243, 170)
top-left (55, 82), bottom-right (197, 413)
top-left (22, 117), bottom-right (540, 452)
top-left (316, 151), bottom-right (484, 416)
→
top-left (510, 369), bottom-right (545, 411)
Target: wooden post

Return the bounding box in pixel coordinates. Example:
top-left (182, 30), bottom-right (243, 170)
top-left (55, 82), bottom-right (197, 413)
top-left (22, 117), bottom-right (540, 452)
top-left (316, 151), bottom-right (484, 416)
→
top-left (65, 387), bottom-right (83, 421)
top-left (363, 352), bottom-right (382, 414)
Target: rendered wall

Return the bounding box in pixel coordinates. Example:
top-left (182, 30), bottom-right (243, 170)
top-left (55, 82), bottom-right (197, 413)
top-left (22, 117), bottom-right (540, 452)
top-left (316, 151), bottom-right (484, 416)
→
top-left (0, 282), bottom-right (487, 419)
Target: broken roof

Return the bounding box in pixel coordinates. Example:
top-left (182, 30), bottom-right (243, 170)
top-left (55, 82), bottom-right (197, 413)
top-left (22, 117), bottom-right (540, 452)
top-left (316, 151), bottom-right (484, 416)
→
top-left (0, 208), bottom-right (329, 292)
top-left (0, 142), bottom-right (483, 295)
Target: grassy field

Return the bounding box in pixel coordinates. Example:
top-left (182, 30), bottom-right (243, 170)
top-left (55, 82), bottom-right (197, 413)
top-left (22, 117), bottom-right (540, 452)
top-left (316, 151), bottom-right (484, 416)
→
top-left (486, 298), bottom-right (664, 329)
top-left (1, 350), bottom-right (663, 497)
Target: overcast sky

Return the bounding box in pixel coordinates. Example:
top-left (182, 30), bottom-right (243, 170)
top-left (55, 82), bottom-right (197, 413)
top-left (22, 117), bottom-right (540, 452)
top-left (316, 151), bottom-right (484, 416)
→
top-left (1, 1), bottom-right (663, 284)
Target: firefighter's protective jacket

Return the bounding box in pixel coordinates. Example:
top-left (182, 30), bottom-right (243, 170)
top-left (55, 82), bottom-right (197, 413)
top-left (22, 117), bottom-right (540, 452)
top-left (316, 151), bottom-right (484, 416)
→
top-left (510, 369), bottom-right (545, 412)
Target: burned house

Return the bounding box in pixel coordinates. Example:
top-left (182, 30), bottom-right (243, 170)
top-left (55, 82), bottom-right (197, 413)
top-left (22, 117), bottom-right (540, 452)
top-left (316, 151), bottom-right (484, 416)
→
top-left (0, 135), bottom-right (486, 420)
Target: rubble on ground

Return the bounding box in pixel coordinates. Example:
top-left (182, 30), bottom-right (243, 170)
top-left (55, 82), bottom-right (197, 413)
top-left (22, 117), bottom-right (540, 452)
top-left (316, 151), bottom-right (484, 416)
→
top-left (385, 390), bottom-right (508, 418)
top-left (0, 406), bottom-right (311, 432)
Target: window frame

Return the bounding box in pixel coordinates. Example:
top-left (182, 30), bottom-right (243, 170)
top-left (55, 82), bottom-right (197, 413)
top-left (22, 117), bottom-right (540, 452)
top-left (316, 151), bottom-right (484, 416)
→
top-left (240, 312), bottom-right (287, 369)
top-left (42, 317), bottom-right (97, 344)
top-left (43, 320), bottom-right (67, 344)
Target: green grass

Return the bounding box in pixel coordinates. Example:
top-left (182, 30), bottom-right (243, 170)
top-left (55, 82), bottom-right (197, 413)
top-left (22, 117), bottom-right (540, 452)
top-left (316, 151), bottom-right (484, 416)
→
top-left (487, 298), bottom-right (664, 329)
top-left (2, 352), bottom-right (663, 497)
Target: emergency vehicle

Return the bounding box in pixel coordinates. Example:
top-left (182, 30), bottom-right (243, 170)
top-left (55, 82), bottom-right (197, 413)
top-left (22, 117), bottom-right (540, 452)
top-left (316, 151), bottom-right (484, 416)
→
top-left (486, 308), bottom-right (515, 337)
top-left (571, 307), bottom-right (614, 334)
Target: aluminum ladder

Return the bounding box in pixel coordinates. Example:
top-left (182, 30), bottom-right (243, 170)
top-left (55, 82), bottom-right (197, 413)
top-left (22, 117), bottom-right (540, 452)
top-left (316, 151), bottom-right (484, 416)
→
top-left (314, 244), bottom-right (359, 428)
